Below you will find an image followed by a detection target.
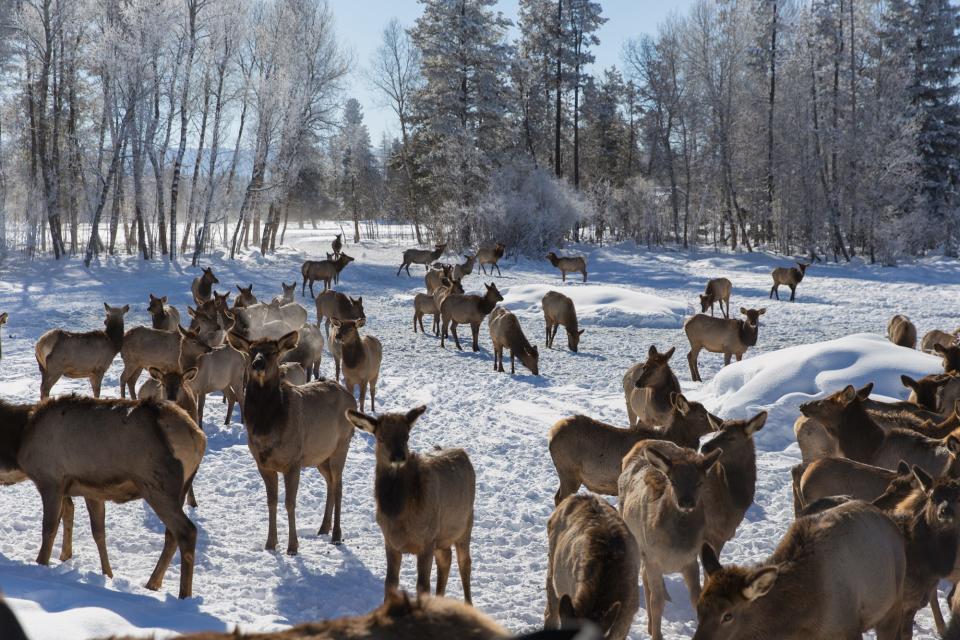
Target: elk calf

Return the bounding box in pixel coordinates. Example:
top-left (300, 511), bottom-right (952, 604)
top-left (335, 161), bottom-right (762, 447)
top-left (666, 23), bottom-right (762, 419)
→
top-left (622, 345), bottom-right (682, 427)
top-left (476, 242), bottom-right (505, 276)
top-left (488, 307), bottom-right (539, 375)
top-left (542, 291), bottom-right (583, 352)
top-left (333, 318), bottom-right (382, 411)
top-left (398, 243), bottom-right (447, 277)
top-left (769, 262), bottom-right (808, 302)
top-left (148, 295), bottom-right (181, 331)
top-left (888, 314), bottom-right (917, 349)
top-left (544, 493), bottom-right (640, 639)
top-left (190, 340), bottom-right (247, 424)
top-left (413, 293), bottom-right (440, 335)
top-left (700, 277), bottom-right (732, 318)
top-left (440, 283), bottom-right (503, 351)
top-left (347, 406), bottom-right (475, 603)
top-left (684, 307), bottom-right (765, 382)
top-left (545, 252), bottom-right (587, 283)
top-left (191, 267), bottom-right (219, 305)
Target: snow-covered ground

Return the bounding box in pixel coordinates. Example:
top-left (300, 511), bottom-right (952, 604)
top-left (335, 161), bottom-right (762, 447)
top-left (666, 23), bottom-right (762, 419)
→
top-left (0, 223), bottom-right (956, 639)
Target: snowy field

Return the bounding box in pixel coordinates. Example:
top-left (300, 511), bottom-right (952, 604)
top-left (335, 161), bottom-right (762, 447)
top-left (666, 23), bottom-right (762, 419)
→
top-left (0, 222), bottom-right (956, 639)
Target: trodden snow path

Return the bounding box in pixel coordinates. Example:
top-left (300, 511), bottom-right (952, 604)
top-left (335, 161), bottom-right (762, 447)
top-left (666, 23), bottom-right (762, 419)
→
top-left (0, 223), bottom-right (956, 639)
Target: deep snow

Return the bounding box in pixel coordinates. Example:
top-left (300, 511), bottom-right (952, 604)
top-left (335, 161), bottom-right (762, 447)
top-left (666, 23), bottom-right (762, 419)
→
top-left (0, 224), bottom-right (956, 639)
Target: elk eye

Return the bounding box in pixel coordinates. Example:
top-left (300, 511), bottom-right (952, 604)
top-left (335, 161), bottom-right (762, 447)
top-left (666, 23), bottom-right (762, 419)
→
top-left (722, 612), bottom-right (733, 624)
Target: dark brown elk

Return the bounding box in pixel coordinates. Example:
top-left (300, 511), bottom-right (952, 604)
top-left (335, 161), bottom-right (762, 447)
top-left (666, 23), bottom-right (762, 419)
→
top-left (398, 243), bottom-right (447, 277)
top-left (148, 294), bottom-right (181, 331)
top-left (694, 501), bottom-right (905, 640)
top-left (347, 406), bottom-right (475, 603)
top-left (476, 242), bottom-right (505, 276)
top-left (272, 282), bottom-right (297, 306)
top-left (488, 307), bottom-right (539, 375)
top-left (545, 252), bottom-right (587, 283)
top-left (935, 342), bottom-right (960, 373)
top-left (316, 290), bottom-right (365, 332)
top-left (888, 314), bottom-right (917, 349)
top-left (331, 232), bottom-right (343, 256)
top-left (700, 278), bottom-right (732, 318)
top-left (232, 331), bottom-right (357, 550)
top-left (901, 373), bottom-right (954, 413)
top-left (440, 283), bottom-right (503, 351)
top-left (542, 291), bottom-right (583, 352)
top-left (234, 284), bottom-right (258, 308)
top-left (35, 303), bottom-right (128, 399)
top-left (769, 262), bottom-right (807, 301)
top-left (191, 267), bottom-right (219, 305)
top-left (684, 307), bottom-right (765, 382)
top-left (332, 318), bottom-right (382, 412)
top-left (302, 253), bottom-right (356, 297)
top-left (544, 493), bottom-right (640, 640)
top-left (622, 345), bottom-right (682, 427)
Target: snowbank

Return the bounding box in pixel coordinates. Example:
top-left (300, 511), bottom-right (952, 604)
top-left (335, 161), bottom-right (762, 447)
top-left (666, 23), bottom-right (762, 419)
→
top-left (693, 333), bottom-right (942, 451)
top-left (500, 283), bottom-right (688, 329)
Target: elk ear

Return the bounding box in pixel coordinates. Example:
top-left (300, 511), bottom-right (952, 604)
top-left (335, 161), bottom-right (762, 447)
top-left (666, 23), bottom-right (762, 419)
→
top-left (662, 346), bottom-right (675, 360)
top-left (701, 544), bottom-right (722, 576)
top-left (104, 302), bottom-right (110, 311)
top-left (743, 567), bottom-right (778, 601)
top-left (332, 319), bottom-right (342, 329)
top-left (228, 331), bottom-right (251, 352)
top-left (897, 460), bottom-right (911, 475)
top-left (912, 465), bottom-right (935, 493)
top-left (699, 447), bottom-right (722, 472)
top-left (578, 329), bottom-right (584, 336)
top-left (758, 308), bottom-right (766, 315)
top-left (183, 367), bottom-right (199, 383)
top-left (647, 345), bottom-right (659, 359)
top-left (740, 307), bottom-right (748, 316)
top-left (901, 375), bottom-right (918, 391)
top-left (121, 304), bottom-right (130, 314)
top-left (148, 367), bottom-right (164, 381)
top-left (278, 331), bottom-right (299, 353)
top-left (558, 594), bottom-right (577, 621)
top-left (643, 446), bottom-right (672, 473)
top-left (857, 382), bottom-right (874, 399)
top-left (840, 385), bottom-right (857, 404)
top-left (706, 413), bottom-right (722, 432)
top-left (347, 409), bottom-right (378, 434)
top-left (237, 285), bottom-right (244, 292)
top-left (405, 405), bottom-right (427, 427)
top-left (187, 306), bottom-right (197, 318)
top-left (671, 392), bottom-right (690, 415)
top-left (745, 411), bottom-right (767, 435)
top-left (947, 435), bottom-right (960, 456)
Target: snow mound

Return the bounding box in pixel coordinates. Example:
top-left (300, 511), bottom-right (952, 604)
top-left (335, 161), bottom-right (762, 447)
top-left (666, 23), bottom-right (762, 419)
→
top-left (500, 283), bottom-right (688, 329)
top-left (694, 333), bottom-right (941, 451)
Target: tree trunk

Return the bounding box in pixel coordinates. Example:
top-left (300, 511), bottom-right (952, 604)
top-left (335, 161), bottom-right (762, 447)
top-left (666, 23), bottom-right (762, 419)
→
top-left (766, 1), bottom-right (778, 242)
top-left (168, 4), bottom-right (199, 260)
top-left (554, 0), bottom-right (563, 178)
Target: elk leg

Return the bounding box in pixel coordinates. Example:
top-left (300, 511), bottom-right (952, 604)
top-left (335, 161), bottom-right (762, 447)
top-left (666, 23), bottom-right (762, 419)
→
top-left (416, 550), bottom-right (434, 598)
top-left (301, 276), bottom-right (307, 297)
top-left (144, 490), bottom-right (197, 599)
top-left (724, 352), bottom-right (732, 366)
top-left (790, 284), bottom-right (797, 301)
top-left (582, 270), bottom-right (587, 282)
top-left (369, 379), bottom-right (377, 412)
top-left (451, 322), bottom-right (463, 351)
top-left (283, 467), bottom-right (301, 555)
top-left (875, 605), bottom-right (903, 640)
top-left (680, 560), bottom-right (701, 608)
top-left (85, 498), bottom-right (112, 577)
top-left (359, 381), bottom-right (368, 412)
top-left (405, 263), bottom-right (412, 277)
top-left (329, 442), bottom-right (348, 544)
top-left (510, 351), bottom-right (516, 374)
top-left (687, 347), bottom-right (702, 383)
top-left (317, 461), bottom-right (334, 536)
top-left (89, 372), bottom-right (103, 399)
top-left (543, 544), bottom-right (559, 628)
top-left (309, 281), bottom-right (316, 299)
top-left (259, 467), bottom-right (279, 551)
top-left (145, 529), bottom-right (177, 592)
top-left (929, 589), bottom-right (946, 636)
top-left (434, 547), bottom-right (452, 597)
top-left (59, 497), bottom-right (74, 561)
top-left (470, 323), bottom-right (480, 352)
top-left (396, 263), bottom-right (404, 276)
top-left (495, 263), bottom-right (501, 276)
top-left (196, 393), bottom-right (206, 425)
top-left (413, 312), bottom-right (419, 333)
top-left (561, 271), bottom-right (566, 282)
top-left (455, 528), bottom-right (472, 604)
top-left (36, 483), bottom-right (65, 566)
top-left (40, 371), bottom-right (58, 400)
top-left (224, 391), bottom-right (235, 425)
top-left (645, 567), bottom-right (667, 640)
top-left (384, 545), bottom-right (402, 600)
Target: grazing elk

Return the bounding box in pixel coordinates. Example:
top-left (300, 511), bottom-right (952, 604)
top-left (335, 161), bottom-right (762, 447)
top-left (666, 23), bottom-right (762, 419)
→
top-left (302, 253), bottom-right (356, 297)
top-left (232, 331), bottom-right (357, 550)
top-left (684, 307), bottom-right (765, 382)
top-left (190, 338), bottom-right (248, 424)
top-left (488, 307), bottom-right (539, 375)
top-left (234, 284), bottom-right (258, 308)
top-left (119, 326), bottom-right (209, 399)
top-left (440, 283), bottom-right (503, 351)
top-left (542, 291), bottom-right (583, 352)
top-left (316, 289), bottom-right (365, 332)
top-left (769, 262), bottom-right (808, 302)
top-left (549, 393), bottom-right (718, 506)
top-left (935, 342), bottom-right (960, 373)
top-left (622, 345), bottom-right (682, 427)
top-left (695, 500), bottom-right (906, 640)
top-left (426, 264), bottom-right (454, 294)
top-left (35, 303), bottom-right (128, 399)
top-left (191, 267), bottom-right (219, 305)
top-left (453, 254), bottom-right (476, 281)
top-left (280, 324), bottom-right (324, 382)
top-left (347, 406), bottom-right (475, 603)
top-left (332, 318), bottom-right (382, 412)
top-left (545, 252), bottom-right (587, 283)
top-left (398, 243), bottom-right (447, 277)
top-left (476, 242), bottom-right (505, 276)
top-left (888, 314), bottom-right (918, 349)
top-left (331, 232), bottom-right (343, 256)
top-left (148, 294), bottom-right (181, 331)
top-left (700, 278), bottom-right (732, 318)
top-left (922, 329), bottom-right (960, 353)
top-left (272, 282), bottom-right (297, 306)
top-left (544, 493), bottom-right (640, 640)
top-left (618, 440), bottom-right (721, 640)
top-left (13, 395), bottom-right (205, 598)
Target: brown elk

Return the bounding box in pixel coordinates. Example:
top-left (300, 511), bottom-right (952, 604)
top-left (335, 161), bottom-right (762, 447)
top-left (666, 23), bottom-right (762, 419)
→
top-left (148, 294), bottom-right (181, 331)
top-left (684, 307), bottom-right (765, 382)
top-left (0, 311), bottom-right (6, 360)
top-left (694, 500), bottom-right (906, 640)
top-left (545, 252), bottom-right (587, 283)
top-left (346, 406), bottom-right (475, 603)
top-left (901, 373), bottom-right (955, 413)
top-left (425, 264), bottom-right (454, 294)
top-left (888, 314), bottom-right (917, 349)
top-left (190, 339), bottom-right (247, 424)
top-left (542, 291), bottom-right (583, 352)
top-left (769, 262), bottom-right (808, 302)
top-left (191, 267), bottom-right (219, 305)
top-left (35, 303), bottom-right (128, 399)
top-left (332, 318), bottom-right (382, 412)
top-left (279, 362), bottom-right (307, 386)
top-left (415, 277), bottom-right (465, 337)
top-left (119, 326), bottom-right (209, 399)
top-left (700, 277), bottom-right (732, 318)
top-left (622, 345), bottom-right (682, 427)
top-left (476, 242), bottom-right (505, 276)
top-left (792, 458), bottom-right (912, 516)
top-left (618, 440), bottom-right (721, 640)
top-left (234, 284), bottom-right (258, 308)
top-left (935, 342), bottom-right (960, 373)
top-left (316, 290), bottom-right (365, 333)
top-left (453, 254), bottom-right (476, 281)
top-left (440, 283), bottom-right (503, 351)
top-left (272, 282), bottom-right (297, 306)
top-left (232, 331), bottom-right (356, 550)
top-left (549, 393), bottom-right (718, 505)
top-left (398, 243), bottom-right (447, 277)
top-left (488, 307), bottom-right (539, 375)
top-left (279, 324), bottom-right (324, 382)
top-left (922, 329), bottom-right (960, 353)
top-left (13, 395), bottom-right (205, 598)
top-left (302, 254), bottom-right (356, 297)
top-left (331, 232), bottom-right (343, 256)
top-left (187, 304), bottom-right (229, 347)
top-left (544, 493), bottom-right (640, 640)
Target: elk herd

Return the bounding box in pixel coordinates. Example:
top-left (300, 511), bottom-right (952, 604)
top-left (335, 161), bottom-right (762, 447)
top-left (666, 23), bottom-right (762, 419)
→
top-left (4, 240), bottom-right (960, 640)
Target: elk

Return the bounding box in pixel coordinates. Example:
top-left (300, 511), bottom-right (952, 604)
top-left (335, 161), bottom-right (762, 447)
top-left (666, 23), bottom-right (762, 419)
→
top-left (476, 242), bottom-right (505, 276)
top-left (415, 278), bottom-right (465, 337)
top-left (792, 458), bottom-right (912, 516)
top-left (316, 290), bottom-right (365, 332)
top-left (119, 326), bottom-right (209, 399)
top-left (231, 331), bottom-right (357, 550)
top-left (332, 318), bottom-right (382, 411)
top-left (888, 314), bottom-right (917, 349)
top-left (700, 411), bottom-right (766, 554)
top-left (488, 307), bottom-right (539, 375)
top-left (545, 252), bottom-right (587, 283)
top-left (234, 284), bottom-right (258, 308)
top-left (187, 304), bottom-right (228, 347)
top-left (922, 329), bottom-right (960, 353)
top-left (0, 311), bottom-right (6, 360)
top-left (13, 395), bottom-right (205, 598)
top-left (347, 405), bottom-right (475, 603)
top-left (279, 363), bottom-right (307, 386)
top-left (279, 324), bottom-right (324, 382)
top-left (398, 243), bottom-right (447, 277)
top-left (935, 342), bottom-right (960, 373)
top-left (440, 283), bottom-right (503, 351)
top-left (544, 493), bottom-right (640, 639)
top-left (191, 267), bottom-right (219, 305)
top-left (700, 277), bottom-right (732, 318)
top-left (190, 338), bottom-right (247, 424)
top-left (542, 291), bottom-right (583, 352)
top-left (453, 254), bottom-right (476, 281)
top-left (272, 282), bottom-right (297, 306)
top-left (618, 440), bottom-right (721, 640)
top-left (35, 303), bottom-right (128, 399)
top-left (331, 232), bottom-right (343, 256)
top-left (901, 373), bottom-right (955, 413)
top-left (302, 253), bottom-right (356, 297)
top-left (622, 345), bottom-right (682, 427)
top-left (684, 307), bottom-right (765, 382)
top-left (694, 501), bottom-right (906, 640)
top-left (769, 262), bottom-right (808, 301)
top-left (148, 294), bottom-right (181, 331)
top-left (550, 393), bottom-right (718, 505)
top-left (425, 264), bottom-right (454, 294)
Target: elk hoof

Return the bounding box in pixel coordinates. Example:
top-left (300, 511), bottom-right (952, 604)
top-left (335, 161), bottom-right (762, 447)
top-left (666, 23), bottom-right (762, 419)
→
top-left (318, 524), bottom-right (331, 535)
top-left (144, 579), bottom-right (161, 591)
top-left (286, 545), bottom-right (298, 556)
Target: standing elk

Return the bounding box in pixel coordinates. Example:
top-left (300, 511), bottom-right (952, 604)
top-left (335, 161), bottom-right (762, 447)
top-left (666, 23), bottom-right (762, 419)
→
top-left (769, 262), bottom-right (808, 302)
top-left (440, 283), bottom-right (503, 351)
top-left (426, 264), bottom-right (454, 294)
top-left (453, 254), bottom-right (476, 281)
top-left (190, 338), bottom-right (248, 424)
top-left (542, 291), bottom-right (583, 352)
top-left (234, 284), bottom-right (258, 308)
top-left (684, 307), bottom-right (765, 382)
top-left (700, 278), bottom-right (732, 318)
top-left (35, 303), bottom-right (128, 399)
top-left (347, 405), bottom-right (475, 603)
top-left (922, 328), bottom-right (960, 353)
top-left (119, 325), bottom-right (209, 399)
top-left (476, 242), bottom-right (505, 276)
top-left (545, 252), bottom-right (587, 283)
top-left (622, 345), bottom-right (682, 427)
top-left (272, 282), bottom-right (297, 306)
top-left (302, 253), bottom-right (355, 297)
top-left (332, 318), bottom-right (382, 412)
top-left (488, 307), bottom-right (539, 375)
top-left (888, 314), bottom-right (917, 349)
top-left (191, 267), bottom-right (219, 305)
top-left (414, 277), bottom-right (464, 337)
top-left (331, 232), bottom-right (343, 256)
top-left (316, 290), bottom-right (365, 333)
top-left (280, 324), bottom-right (324, 382)
top-left (148, 294), bottom-right (181, 331)
top-left (398, 243), bottom-right (447, 277)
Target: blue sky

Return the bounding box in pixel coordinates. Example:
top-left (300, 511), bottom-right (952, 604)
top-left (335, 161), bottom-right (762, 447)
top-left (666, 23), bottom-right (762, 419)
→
top-left (329, 0), bottom-right (695, 141)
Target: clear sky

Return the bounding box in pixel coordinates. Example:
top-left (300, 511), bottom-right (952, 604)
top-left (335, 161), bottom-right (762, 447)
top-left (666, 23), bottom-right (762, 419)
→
top-left (328, 0), bottom-right (696, 142)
